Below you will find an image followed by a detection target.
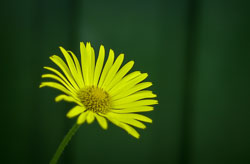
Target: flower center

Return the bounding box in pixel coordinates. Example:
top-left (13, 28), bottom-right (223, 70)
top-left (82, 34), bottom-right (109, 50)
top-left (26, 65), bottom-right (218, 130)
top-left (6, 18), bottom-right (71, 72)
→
top-left (78, 86), bottom-right (111, 114)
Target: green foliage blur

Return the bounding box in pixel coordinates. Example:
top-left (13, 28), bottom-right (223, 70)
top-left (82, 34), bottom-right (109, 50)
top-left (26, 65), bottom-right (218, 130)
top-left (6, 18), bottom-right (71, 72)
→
top-left (1, 0), bottom-right (250, 163)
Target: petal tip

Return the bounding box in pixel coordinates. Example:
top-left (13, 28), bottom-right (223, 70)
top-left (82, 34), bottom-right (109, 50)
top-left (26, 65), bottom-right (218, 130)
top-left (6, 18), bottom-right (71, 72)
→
top-left (77, 120), bottom-right (84, 125)
top-left (152, 94), bottom-right (157, 98)
top-left (109, 49), bottom-right (114, 54)
top-left (49, 55), bottom-right (56, 60)
top-left (66, 113), bottom-right (72, 118)
top-left (55, 96), bottom-right (61, 102)
top-left (102, 125), bottom-right (108, 130)
top-left (80, 42), bottom-right (86, 49)
top-left (130, 60), bottom-right (135, 65)
top-left (134, 134), bottom-right (140, 139)
top-left (39, 84), bottom-right (44, 88)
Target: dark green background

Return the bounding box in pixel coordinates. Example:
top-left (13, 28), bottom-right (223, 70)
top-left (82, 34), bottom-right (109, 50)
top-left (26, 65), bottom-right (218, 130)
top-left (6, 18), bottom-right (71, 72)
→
top-left (1, 0), bottom-right (250, 163)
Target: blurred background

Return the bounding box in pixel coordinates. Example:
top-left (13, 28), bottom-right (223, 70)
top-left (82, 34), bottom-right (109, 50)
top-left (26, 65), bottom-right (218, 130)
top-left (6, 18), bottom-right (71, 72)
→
top-left (1, 0), bottom-right (250, 163)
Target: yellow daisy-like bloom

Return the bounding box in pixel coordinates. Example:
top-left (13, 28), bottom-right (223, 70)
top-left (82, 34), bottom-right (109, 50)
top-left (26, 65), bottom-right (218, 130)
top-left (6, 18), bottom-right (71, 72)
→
top-left (40, 42), bottom-right (158, 138)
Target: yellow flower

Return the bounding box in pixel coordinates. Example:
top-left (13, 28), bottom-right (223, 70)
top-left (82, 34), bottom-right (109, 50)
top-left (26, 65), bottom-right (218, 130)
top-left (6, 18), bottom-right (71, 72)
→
top-left (40, 42), bottom-right (158, 138)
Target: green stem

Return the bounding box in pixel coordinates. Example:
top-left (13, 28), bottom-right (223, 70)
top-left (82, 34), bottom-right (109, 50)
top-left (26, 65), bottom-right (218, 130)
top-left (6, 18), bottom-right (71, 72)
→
top-left (50, 123), bottom-right (80, 164)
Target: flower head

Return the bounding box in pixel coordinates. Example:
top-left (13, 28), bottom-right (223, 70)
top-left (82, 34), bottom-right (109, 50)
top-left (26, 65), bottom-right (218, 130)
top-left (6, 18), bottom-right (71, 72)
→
top-left (40, 42), bottom-right (158, 138)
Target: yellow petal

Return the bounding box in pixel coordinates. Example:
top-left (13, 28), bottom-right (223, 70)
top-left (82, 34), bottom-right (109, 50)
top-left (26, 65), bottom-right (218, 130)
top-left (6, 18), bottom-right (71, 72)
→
top-left (50, 55), bottom-right (79, 90)
top-left (39, 82), bottom-right (73, 96)
top-left (55, 94), bottom-right (82, 106)
top-left (112, 91), bottom-right (157, 106)
top-left (118, 113), bottom-right (153, 123)
top-left (110, 106), bottom-right (154, 113)
top-left (112, 82), bottom-right (152, 100)
top-left (60, 47), bottom-right (83, 87)
top-left (109, 73), bottom-right (147, 97)
top-left (77, 111), bottom-right (89, 124)
top-left (43, 66), bottom-right (77, 93)
top-left (67, 106), bottom-right (86, 118)
top-left (101, 54), bottom-right (124, 89)
top-left (98, 49), bottom-right (114, 87)
top-left (80, 42), bottom-right (89, 86)
top-left (113, 100), bottom-right (158, 109)
top-left (68, 51), bottom-right (84, 87)
top-left (90, 47), bottom-right (95, 85)
top-left (95, 113), bottom-right (108, 130)
top-left (109, 71), bottom-right (141, 96)
top-left (107, 112), bottom-right (146, 129)
top-left (105, 60), bottom-right (134, 91)
top-left (86, 111), bottom-right (95, 124)
top-left (105, 116), bottom-right (140, 139)
top-left (93, 45), bottom-right (105, 86)
top-left (85, 43), bottom-right (94, 85)
top-left (42, 74), bottom-right (77, 96)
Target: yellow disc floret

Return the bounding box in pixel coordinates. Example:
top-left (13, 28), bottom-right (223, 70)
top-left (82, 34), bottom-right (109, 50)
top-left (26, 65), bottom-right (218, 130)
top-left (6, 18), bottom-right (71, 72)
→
top-left (78, 86), bottom-right (111, 114)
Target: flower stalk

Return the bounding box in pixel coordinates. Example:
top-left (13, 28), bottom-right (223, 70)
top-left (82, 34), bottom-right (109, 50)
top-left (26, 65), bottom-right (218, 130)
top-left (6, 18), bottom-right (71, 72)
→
top-left (50, 123), bottom-right (80, 164)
